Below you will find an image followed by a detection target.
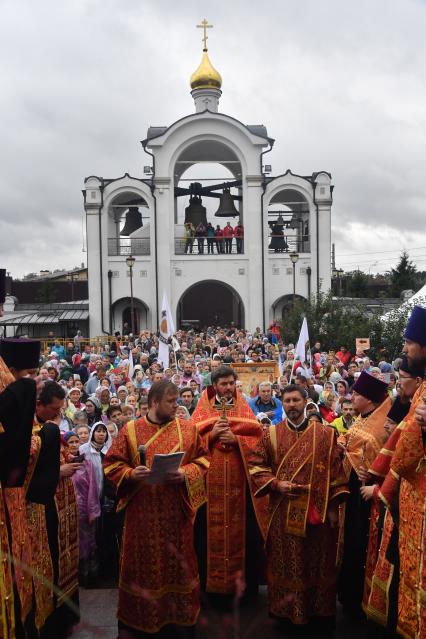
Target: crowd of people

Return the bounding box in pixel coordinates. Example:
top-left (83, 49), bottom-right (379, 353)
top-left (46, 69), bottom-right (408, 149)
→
top-left (184, 220), bottom-right (244, 254)
top-left (1, 301), bottom-right (426, 639)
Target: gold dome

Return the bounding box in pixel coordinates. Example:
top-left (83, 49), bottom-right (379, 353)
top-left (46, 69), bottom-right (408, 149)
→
top-left (190, 50), bottom-right (222, 91)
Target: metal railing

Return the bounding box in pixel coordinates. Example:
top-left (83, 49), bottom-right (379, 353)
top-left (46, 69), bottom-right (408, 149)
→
top-left (175, 237), bottom-right (244, 255)
top-left (108, 238), bottom-right (150, 256)
top-left (268, 234), bottom-right (310, 254)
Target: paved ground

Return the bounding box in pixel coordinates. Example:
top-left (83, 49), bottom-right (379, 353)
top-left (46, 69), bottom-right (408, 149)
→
top-left (72, 588), bottom-right (370, 639)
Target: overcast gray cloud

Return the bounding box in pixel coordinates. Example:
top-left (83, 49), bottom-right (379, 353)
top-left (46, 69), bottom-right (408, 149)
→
top-left (1, 0), bottom-right (425, 277)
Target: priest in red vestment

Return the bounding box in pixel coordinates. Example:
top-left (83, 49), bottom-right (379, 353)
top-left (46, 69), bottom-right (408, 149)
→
top-left (337, 370), bottom-right (391, 617)
top-left (191, 365), bottom-right (269, 599)
top-left (359, 355), bottom-right (423, 634)
top-left (248, 384), bottom-right (348, 629)
top-left (104, 380), bottom-right (209, 639)
top-left (386, 306), bottom-right (426, 639)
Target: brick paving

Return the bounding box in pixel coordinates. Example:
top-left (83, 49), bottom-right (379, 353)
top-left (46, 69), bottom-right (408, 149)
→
top-left (72, 587), bottom-right (369, 639)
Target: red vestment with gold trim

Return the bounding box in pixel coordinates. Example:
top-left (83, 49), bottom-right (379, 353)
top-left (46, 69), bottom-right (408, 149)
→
top-left (191, 388), bottom-right (269, 594)
top-left (362, 422), bottom-right (404, 624)
top-left (55, 444), bottom-right (79, 609)
top-left (0, 358), bottom-right (16, 639)
top-left (388, 381), bottom-right (426, 639)
top-left (104, 416), bottom-right (209, 634)
top-left (248, 419), bottom-right (348, 624)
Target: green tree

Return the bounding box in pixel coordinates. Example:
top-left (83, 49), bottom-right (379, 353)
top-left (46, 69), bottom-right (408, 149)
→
top-left (282, 292), bottom-right (426, 362)
top-left (347, 271), bottom-right (369, 297)
top-left (390, 250), bottom-right (417, 297)
top-left (282, 291), bottom-right (374, 352)
top-left (371, 296), bottom-right (426, 360)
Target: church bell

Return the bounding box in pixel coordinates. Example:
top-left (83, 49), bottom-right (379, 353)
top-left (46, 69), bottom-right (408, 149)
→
top-left (184, 196), bottom-right (207, 227)
top-left (120, 207), bottom-right (143, 236)
top-left (214, 188), bottom-right (239, 218)
top-left (275, 213), bottom-right (285, 228)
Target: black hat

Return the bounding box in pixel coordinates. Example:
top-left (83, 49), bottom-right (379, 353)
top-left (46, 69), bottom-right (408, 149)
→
top-left (352, 370), bottom-right (388, 404)
top-left (0, 338), bottom-right (41, 371)
top-left (387, 397), bottom-right (410, 424)
top-left (404, 305), bottom-right (426, 347)
top-left (0, 377), bottom-right (37, 486)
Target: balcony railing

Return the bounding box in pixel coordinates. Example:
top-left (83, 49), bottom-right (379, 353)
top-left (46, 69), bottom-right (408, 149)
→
top-left (175, 237), bottom-right (244, 255)
top-left (108, 238), bottom-right (150, 256)
top-left (268, 234), bottom-right (310, 254)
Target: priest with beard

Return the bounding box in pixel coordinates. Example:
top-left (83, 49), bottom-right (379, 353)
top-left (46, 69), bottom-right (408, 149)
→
top-left (248, 384), bottom-right (348, 631)
top-left (191, 365), bottom-right (269, 605)
top-left (386, 306), bottom-right (426, 639)
top-left (104, 381), bottom-right (209, 639)
top-left (338, 370), bottom-right (391, 617)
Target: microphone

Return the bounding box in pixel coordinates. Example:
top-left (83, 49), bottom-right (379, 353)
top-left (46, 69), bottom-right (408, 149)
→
top-left (138, 445), bottom-right (147, 467)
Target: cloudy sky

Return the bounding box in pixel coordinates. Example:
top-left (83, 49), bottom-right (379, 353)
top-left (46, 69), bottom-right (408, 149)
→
top-left (1, 0), bottom-right (425, 277)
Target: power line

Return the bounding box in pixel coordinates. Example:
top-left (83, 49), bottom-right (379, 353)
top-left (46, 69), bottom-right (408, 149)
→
top-left (337, 246), bottom-right (426, 258)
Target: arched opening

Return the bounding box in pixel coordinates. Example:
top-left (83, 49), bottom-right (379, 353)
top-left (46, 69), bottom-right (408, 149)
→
top-left (272, 294), bottom-right (306, 325)
top-left (177, 281), bottom-right (245, 329)
top-left (173, 140), bottom-right (244, 256)
top-left (111, 297), bottom-right (149, 335)
top-left (268, 188), bottom-right (310, 254)
top-left (108, 190), bottom-right (151, 256)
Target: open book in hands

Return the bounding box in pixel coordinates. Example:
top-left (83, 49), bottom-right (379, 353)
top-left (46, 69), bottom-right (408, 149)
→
top-left (145, 451), bottom-right (185, 485)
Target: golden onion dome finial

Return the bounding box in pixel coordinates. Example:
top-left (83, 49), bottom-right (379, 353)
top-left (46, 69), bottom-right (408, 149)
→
top-left (190, 19), bottom-right (222, 91)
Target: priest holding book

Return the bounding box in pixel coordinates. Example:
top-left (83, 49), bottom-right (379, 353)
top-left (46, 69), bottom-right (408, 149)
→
top-left (104, 380), bottom-right (209, 639)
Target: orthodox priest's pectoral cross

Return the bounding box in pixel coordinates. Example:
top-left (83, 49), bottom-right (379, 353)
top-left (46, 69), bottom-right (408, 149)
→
top-left (214, 396), bottom-right (235, 419)
top-left (214, 397), bottom-right (235, 450)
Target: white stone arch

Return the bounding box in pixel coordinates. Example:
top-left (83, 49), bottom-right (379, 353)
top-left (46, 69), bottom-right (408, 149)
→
top-left (176, 279), bottom-right (245, 329)
top-left (271, 293), bottom-right (307, 325)
top-left (111, 296), bottom-right (149, 334)
top-left (103, 180), bottom-right (155, 257)
top-left (152, 112), bottom-right (268, 160)
top-left (169, 133), bottom-right (249, 181)
top-left (264, 175), bottom-right (314, 256)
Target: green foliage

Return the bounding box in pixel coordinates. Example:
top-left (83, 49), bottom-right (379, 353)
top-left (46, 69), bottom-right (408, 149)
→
top-left (346, 271), bottom-right (370, 297)
top-left (389, 250), bottom-right (418, 296)
top-left (282, 291), bottom-right (426, 361)
top-left (283, 291), bottom-right (373, 351)
top-left (372, 296), bottom-right (426, 360)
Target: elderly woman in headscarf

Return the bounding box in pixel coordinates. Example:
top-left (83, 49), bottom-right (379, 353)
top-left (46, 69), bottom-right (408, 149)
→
top-left (98, 387), bottom-right (111, 415)
top-left (85, 396), bottom-right (102, 428)
top-left (64, 430), bottom-right (101, 586)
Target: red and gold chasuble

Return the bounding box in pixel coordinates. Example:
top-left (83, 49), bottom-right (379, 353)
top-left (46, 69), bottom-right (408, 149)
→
top-left (248, 419), bottom-right (348, 624)
top-left (191, 388), bottom-right (269, 593)
top-left (0, 358), bottom-right (15, 639)
top-left (386, 381), bottom-right (426, 639)
top-left (0, 489), bottom-right (14, 639)
top-left (341, 397), bottom-right (392, 479)
top-left (25, 425), bottom-right (55, 632)
top-left (362, 422), bottom-right (404, 624)
top-left (55, 445), bottom-right (79, 608)
top-left (104, 417), bottom-right (209, 633)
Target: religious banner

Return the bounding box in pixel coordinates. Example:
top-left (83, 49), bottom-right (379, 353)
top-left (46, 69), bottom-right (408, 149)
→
top-left (158, 292), bottom-right (175, 369)
top-left (356, 337), bottom-right (370, 352)
top-left (232, 362), bottom-right (278, 397)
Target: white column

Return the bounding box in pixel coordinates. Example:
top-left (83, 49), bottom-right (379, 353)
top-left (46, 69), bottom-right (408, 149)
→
top-left (154, 177), bottom-right (173, 330)
top-left (317, 205), bottom-right (332, 293)
top-left (245, 175), bottom-right (264, 331)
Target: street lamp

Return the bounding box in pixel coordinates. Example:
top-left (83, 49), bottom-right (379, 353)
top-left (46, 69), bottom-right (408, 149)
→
top-left (126, 255), bottom-right (135, 335)
top-left (290, 252), bottom-right (299, 304)
top-left (332, 267), bottom-right (344, 297)
top-left (306, 266), bottom-right (312, 299)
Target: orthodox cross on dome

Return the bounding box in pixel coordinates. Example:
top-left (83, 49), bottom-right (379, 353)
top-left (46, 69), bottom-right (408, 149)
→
top-left (197, 18), bottom-right (213, 51)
